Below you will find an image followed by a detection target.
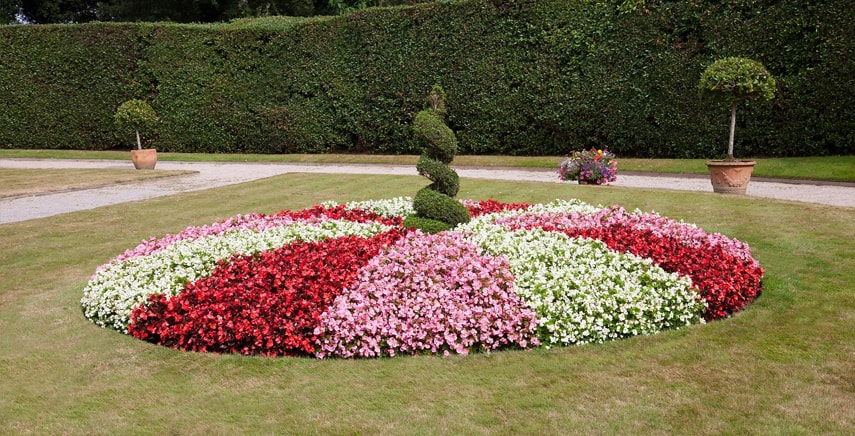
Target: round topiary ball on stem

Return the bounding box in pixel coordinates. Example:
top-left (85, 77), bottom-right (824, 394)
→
top-left (115, 99), bottom-right (159, 151)
top-left (698, 57), bottom-right (776, 162)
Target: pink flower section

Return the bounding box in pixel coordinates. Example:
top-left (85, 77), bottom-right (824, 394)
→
top-left (315, 231), bottom-right (540, 358)
top-left (104, 205), bottom-right (399, 268)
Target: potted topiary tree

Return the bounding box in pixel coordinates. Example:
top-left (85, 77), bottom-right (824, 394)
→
top-left (115, 99), bottom-right (160, 170)
top-left (699, 57), bottom-right (776, 194)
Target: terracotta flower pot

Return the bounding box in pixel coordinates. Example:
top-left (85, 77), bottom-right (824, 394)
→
top-left (706, 160), bottom-right (756, 194)
top-left (131, 149), bottom-right (157, 170)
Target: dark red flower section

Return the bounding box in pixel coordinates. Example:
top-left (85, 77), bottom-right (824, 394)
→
top-left (466, 199), bottom-right (531, 217)
top-left (267, 204), bottom-right (402, 226)
top-left (128, 229), bottom-right (409, 356)
top-left (532, 223), bottom-right (763, 320)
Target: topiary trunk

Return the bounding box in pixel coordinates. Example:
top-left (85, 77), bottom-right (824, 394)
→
top-left (727, 101), bottom-right (737, 161)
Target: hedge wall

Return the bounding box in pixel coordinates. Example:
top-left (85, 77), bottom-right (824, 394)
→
top-left (0, 0), bottom-right (851, 157)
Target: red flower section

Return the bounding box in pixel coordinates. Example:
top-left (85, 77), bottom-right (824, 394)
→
top-left (466, 199), bottom-right (531, 218)
top-left (128, 229), bottom-right (409, 356)
top-left (267, 204), bottom-right (402, 226)
top-left (533, 223), bottom-right (763, 320)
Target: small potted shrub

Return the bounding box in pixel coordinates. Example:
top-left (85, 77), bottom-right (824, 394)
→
top-left (699, 57), bottom-right (776, 194)
top-left (115, 99), bottom-right (160, 170)
top-left (558, 148), bottom-right (618, 185)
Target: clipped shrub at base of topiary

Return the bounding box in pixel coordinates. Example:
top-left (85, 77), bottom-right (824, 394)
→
top-left (402, 214), bottom-right (452, 234)
top-left (413, 187), bottom-right (470, 228)
top-left (412, 85), bottom-right (470, 227)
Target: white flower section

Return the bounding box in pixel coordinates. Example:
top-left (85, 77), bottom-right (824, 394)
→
top-left (81, 220), bottom-right (391, 333)
top-left (322, 197), bottom-right (415, 218)
top-left (459, 220), bottom-right (705, 346)
top-left (523, 198), bottom-right (603, 214)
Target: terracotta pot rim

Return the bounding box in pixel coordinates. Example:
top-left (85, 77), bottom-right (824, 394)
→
top-left (705, 160), bottom-right (756, 167)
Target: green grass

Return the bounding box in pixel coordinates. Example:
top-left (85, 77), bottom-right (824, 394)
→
top-left (1, 173), bottom-right (853, 434)
top-left (2, 149), bottom-right (854, 182)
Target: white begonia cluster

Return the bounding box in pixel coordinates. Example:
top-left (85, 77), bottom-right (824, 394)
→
top-left (520, 198), bottom-right (603, 215)
top-left (81, 220), bottom-right (392, 332)
top-left (466, 198), bottom-right (603, 225)
top-left (322, 197), bottom-right (415, 218)
top-left (458, 219), bottom-right (706, 346)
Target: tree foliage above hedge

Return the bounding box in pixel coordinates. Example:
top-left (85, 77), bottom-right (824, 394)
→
top-left (0, 0), bottom-right (851, 157)
top-left (4, 0), bottom-right (437, 24)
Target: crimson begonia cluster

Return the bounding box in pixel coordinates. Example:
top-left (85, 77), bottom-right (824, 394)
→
top-left (128, 229), bottom-right (409, 356)
top-left (461, 199), bottom-right (530, 218)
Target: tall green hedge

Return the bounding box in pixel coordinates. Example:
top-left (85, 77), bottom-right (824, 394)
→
top-left (0, 0), bottom-right (851, 157)
top-left (0, 24), bottom-right (139, 150)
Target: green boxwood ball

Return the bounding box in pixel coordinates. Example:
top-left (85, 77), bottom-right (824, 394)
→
top-left (698, 57), bottom-right (776, 103)
top-left (115, 99), bottom-right (159, 130)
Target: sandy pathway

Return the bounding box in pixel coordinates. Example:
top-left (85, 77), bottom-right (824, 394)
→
top-left (2, 158), bottom-right (852, 224)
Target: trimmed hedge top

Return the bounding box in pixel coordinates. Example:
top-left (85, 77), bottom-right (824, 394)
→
top-left (0, 0), bottom-right (851, 157)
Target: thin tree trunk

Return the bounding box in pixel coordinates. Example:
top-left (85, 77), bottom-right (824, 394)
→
top-left (727, 101), bottom-right (737, 161)
top-left (135, 130), bottom-right (142, 150)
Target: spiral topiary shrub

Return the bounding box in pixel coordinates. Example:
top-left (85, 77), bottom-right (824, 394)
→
top-left (411, 85), bottom-right (470, 230)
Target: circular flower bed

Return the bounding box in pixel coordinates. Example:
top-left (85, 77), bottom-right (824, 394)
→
top-left (81, 198), bottom-right (763, 358)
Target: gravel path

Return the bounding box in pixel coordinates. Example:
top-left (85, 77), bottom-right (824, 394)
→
top-left (1, 158), bottom-right (853, 224)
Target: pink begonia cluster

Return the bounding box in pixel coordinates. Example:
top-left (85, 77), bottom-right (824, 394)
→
top-left (315, 231), bottom-right (540, 358)
top-left (492, 206), bottom-right (758, 265)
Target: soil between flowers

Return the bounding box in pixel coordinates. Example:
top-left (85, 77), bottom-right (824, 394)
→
top-left (81, 198), bottom-right (763, 358)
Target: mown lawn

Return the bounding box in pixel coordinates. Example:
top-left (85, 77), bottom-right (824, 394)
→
top-left (1, 173), bottom-right (853, 434)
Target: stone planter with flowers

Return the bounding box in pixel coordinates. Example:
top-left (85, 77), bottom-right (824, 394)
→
top-left (558, 148), bottom-right (618, 185)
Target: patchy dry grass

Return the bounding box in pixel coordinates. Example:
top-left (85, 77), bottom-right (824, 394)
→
top-left (0, 168), bottom-right (196, 198)
top-left (1, 173), bottom-right (853, 434)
